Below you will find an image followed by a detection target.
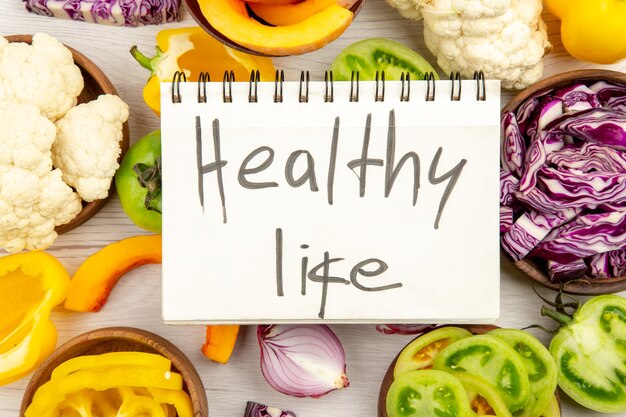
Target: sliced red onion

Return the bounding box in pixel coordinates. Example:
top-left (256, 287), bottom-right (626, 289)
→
top-left (244, 401), bottom-right (296, 417)
top-left (375, 324), bottom-right (438, 335)
top-left (257, 325), bottom-right (348, 398)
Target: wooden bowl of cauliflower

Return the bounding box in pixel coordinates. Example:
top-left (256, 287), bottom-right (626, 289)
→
top-left (1, 34), bottom-right (129, 252)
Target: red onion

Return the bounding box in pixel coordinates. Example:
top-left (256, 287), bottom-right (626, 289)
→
top-left (257, 325), bottom-right (349, 398)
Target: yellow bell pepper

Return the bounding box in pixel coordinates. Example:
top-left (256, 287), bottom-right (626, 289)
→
top-left (545, 0), bottom-right (626, 64)
top-left (26, 365), bottom-right (183, 417)
top-left (130, 26), bottom-right (276, 116)
top-left (51, 352), bottom-right (172, 380)
top-left (0, 252), bottom-right (70, 386)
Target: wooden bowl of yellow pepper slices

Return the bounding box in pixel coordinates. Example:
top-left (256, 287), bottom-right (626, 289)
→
top-left (20, 327), bottom-right (207, 417)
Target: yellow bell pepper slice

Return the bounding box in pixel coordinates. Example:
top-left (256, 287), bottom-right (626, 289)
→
top-left (26, 366), bottom-right (183, 417)
top-left (148, 388), bottom-right (194, 417)
top-left (130, 26), bottom-right (275, 115)
top-left (51, 352), bottom-right (172, 380)
top-left (0, 252), bottom-right (70, 386)
top-left (544, 0), bottom-right (626, 64)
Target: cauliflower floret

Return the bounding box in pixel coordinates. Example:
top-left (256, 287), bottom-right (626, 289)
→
top-left (0, 33), bottom-right (83, 121)
top-left (52, 94), bottom-right (129, 202)
top-left (385, 0), bottom-right (429, 20)
top-left (0, 102), bottom-right (82, 252)
top-left (388, 0), bottom-right (551, 90)
top-left (0, 102), bottom-right (55, 177)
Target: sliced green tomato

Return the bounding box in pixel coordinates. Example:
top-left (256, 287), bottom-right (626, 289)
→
top-left (549, 295), bottom-right (626, 413)
top-left (386, 369), bottom-right (474, 417)
top-left (453, 372), bottom-right (512, 417)
top-left (539, 395), bottom-right (560, 417)
top-left (330, 38), bottom-right (439, 81)
top-left (488, 329), bottom-right (557, 417)
top-left (394, 327), bottom-right (473, 379)
top-left (433, 334), bottom-right (530, 413)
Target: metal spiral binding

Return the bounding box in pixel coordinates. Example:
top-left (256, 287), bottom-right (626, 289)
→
top-left (223, 70), bottom-right (234, 103)
top-left (424, 72), bottom-right (435, 101)
top-left (349, 71), bottom-right (359, 102)
top-left (274, 70), bottom-right (284, 103)
top-left (249, 70), bottom-right (260, 103)
top-left (171, 71), bottom-right (186, 103)
top-left (324, 71), bottom-right (334, 102)
top-left (400, 72), bottom-right (410, 102)
top-left (375, 71), bottom-right (385, 102)
top-left (299, 71), bottom-right (310, 103)
top-left (450, 72), bottom-right (462, 101)
top-left (473, 70), bottom-right (486, 101)
top-left (197, 72), bottom-right (209, 103)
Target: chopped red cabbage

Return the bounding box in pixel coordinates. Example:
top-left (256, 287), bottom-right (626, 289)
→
top-left (500, 205), bottom-right (513, 233)
top-left (501, 209), bottom-right (579, 261)
top-left (501, 112), bottom-right (525, 177)
top-left (519, 131), bottom-right (563, 194)
top-left (608, 249), bottom-right (626, 277)
top-left (500, 169), bottom-right (519, 205)
top-left (537, 167), bottom-right (626, 209)
top-left (554, 83), bottom-right (600, 112)
top-left (532, 211), bottom-right (626, 264)
top-left (546, 142), bottom-right (626, 173)
top-left (23, 0), bottom-right (179, 26)
top-left (547, 258), bottom-right (588, 282)
top-left (244, 401), bottom-right (296, 417)
top-left (548, 108), bottom-right (626, 151)
top-left (588, 252), bottom-right (611, 279)
top-left (590, 81), bottom-right (626, 112)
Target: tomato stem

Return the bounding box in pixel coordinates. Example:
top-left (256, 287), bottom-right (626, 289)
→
top-left (541, 306), bottom-right (572, 326)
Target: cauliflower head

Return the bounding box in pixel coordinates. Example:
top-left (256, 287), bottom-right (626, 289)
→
top-left (53, 94), bottom-right (129, 202)
top-left (0, 102), bottom-right (82, 252)
top-left (387, 0), bottom-right (551, 90)
top-left (0, 33), bottom-right (84, 121)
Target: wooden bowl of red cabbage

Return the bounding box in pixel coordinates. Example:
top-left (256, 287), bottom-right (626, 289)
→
top-left (500, 69), bottom-right (626, 295)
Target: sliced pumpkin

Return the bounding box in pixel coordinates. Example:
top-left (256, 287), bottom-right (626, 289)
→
top-left (201, 325), bottom-right (240, 364)
top-left (64, 235), bottom-right (162, 312)
top-left (249, 0), bottom-right (336, 26)
top-left (200, 0), bottom-right (353, 56)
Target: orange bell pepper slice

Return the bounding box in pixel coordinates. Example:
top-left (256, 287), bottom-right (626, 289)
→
top-left (201, 325), bottom-right (240, 364)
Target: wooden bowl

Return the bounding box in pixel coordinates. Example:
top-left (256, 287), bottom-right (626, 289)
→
top-left (377, 325), bottom-right (561, 417)
top-left (501, 69), bottom-right (626, 296)
top-left (19, 327), bottom-right (208, 417)
top-left (183, 0), bottom-right (366, 57)
top-left (5, 35), bottom-right (130, 235)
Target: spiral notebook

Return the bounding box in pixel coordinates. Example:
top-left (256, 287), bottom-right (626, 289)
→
top-left (160, 71), bottom-right (501, 324)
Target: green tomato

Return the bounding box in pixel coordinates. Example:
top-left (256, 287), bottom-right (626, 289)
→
top-left (386, 369), bottom-right (474, 417)
top-left (330, 38), bottom-right (439, 81)
top-left (394, 327), bottom-right (473, 379)
top-left (488, 328), bottom-right (557, 417)
top-left (433, 334), bottom-right (531, 413)
top-left (453, 372), bottom-right (513, 417)
top-left (546, 294), bottom-right (626, 413)
top-left (115, 130), bottom-right (162, 233)
top-left (539, 395), bottom-right (560, 417)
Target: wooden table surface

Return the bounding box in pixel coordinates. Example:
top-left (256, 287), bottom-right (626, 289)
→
top-left (1, 1), bottom-right (625, 416)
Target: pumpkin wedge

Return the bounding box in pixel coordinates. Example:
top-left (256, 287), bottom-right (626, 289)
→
top-left (199, 0), bottom-right (353, 56)
top-left (246, 0), bottom-right (298, 3)
top-left (249, 0), bottom-right (337, 26)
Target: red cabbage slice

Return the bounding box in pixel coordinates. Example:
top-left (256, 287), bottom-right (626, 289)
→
top-left (500, 169), bottom-right (519, 205)
top-left (537, 167), bottom-right (626, 209)
top-left (588, 252), bottom-right (611, 278)
top-left (554, 83), bottom-right (601, 112)
top-left (608, 249), bottom-right (626, 277)
top-left (23, 0), bottom-right (180, 26)
top-left (590, 81), bottom-right (626, 112)
top-left (519, 131), bottom-right (564, 194)
top-left (501, 205), bottom-right (513, 233)
top-left (546, 142), bottom-right (626, 173)
top-left (548, 108), bottom-right (626, 151)
top-left (501, 209), bottom-right (579, 261)
top-left (515, 89), bottom-right (553, 136)
top-left (244, 402), bottom-right (296, 417)
top-left (501, 112), bottom-right (525, 177)
top-left (547, 258), bottom-right (588, 282)
top-left (532, 211), bottom-right (626, 264)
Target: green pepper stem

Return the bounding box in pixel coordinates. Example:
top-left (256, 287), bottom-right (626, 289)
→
top-left (130, 46), bottom-right (156, 71)
top-left (541, 306), bottom-right (572, 326)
